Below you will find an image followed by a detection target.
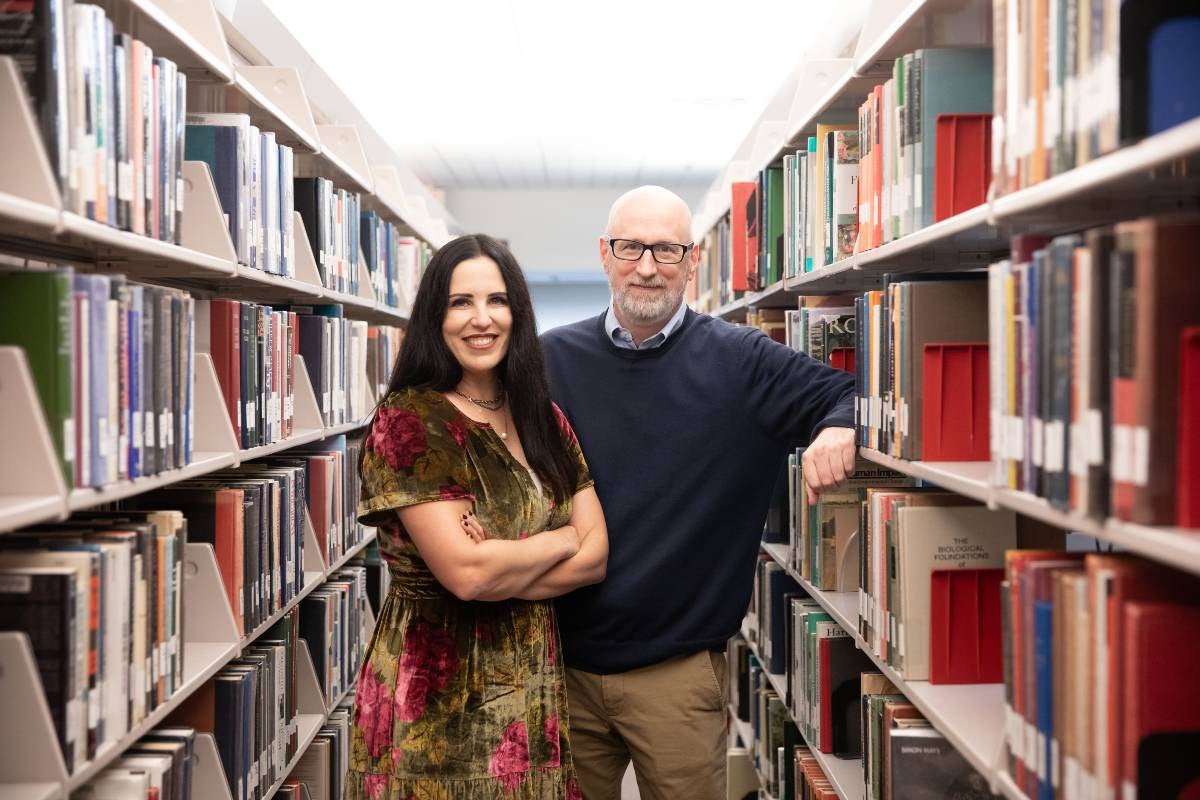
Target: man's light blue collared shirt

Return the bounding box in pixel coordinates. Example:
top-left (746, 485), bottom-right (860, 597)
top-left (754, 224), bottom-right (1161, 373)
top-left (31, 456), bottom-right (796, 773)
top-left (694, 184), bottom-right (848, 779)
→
top-left (604, 301), bottom-right (688, 350)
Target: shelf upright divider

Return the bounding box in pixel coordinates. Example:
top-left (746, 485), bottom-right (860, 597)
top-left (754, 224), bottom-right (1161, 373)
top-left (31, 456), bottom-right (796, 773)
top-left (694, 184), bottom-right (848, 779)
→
top-left (180, 161), bottom-right (240, 272)
top-left (0, 348), bottom-right (68, 533)
top-left (0, 633), bottom-right (70, 792)
top-left (0, 56), bottom-right (63, 231)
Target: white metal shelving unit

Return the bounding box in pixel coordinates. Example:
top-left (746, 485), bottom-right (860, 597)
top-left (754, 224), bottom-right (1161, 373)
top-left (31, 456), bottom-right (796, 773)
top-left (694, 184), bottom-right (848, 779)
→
top-left (0, 2), bottom-right (430, 796)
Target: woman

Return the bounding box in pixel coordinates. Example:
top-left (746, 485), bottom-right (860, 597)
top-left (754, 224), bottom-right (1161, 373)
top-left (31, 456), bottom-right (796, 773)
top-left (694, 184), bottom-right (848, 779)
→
top-left (347, 234), bottom-right (607, 799)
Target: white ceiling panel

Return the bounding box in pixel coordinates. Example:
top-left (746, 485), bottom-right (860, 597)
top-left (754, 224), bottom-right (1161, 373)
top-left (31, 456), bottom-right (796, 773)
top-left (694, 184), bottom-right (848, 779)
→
top-left (265, 0), bottom-right (869, 189)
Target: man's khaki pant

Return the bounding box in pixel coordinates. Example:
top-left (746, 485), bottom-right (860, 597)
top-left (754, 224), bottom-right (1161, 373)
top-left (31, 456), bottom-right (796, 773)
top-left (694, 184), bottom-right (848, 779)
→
top-left (565, 649), bottom-right (729, 800)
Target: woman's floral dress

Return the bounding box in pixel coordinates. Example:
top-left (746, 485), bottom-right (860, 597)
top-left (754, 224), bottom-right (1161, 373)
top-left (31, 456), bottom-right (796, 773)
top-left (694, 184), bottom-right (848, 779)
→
top-left (347, 387), bottom-right (592, 800)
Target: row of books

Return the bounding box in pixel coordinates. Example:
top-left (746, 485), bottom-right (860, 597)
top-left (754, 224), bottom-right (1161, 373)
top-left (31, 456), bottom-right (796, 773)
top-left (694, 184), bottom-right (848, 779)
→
top-left (166, 568), bottom-right (368, 800)
top-left (360, 209), bottom-right (427, 311)
top-left (73, 725), bottom-right (197, 800)
top-left (366, 324), bottom-right (404, 408)
top-left (0, 1), bottom-right (187, 241)
top-left (988, 219), bottom-right (1200, 528)
top-left (206, 300), bottom-right (297, 449)
top-left (170, 609), bottom-right (298, 800)
top-left (295, 176), bottom-right (362, 296)
top-left (729, 636), bottom-right (822, 800)
top-left (990, 1), bottom-right (1199, 195)
top-left (725, 46), bottom-right (994, 294)
top-left (730, 627), bottom-right (993, 800)
top-left (291, 306), bottom-right (379, 429)
top-left (346, 538), bottom-right (391, 619)
top-left (132, 464), bottom-right (307, 638)
top-left (204, 298), bottom-right (399, 448)
top-left (851, 277), bottom-right (990, 462)
top-left (763, 458), bottom-right (1200, 799)
top-left (185, 113), bottom-right (295, 277)
top-left (837, 215), bottom-right (1199, 528)
top-left (0, 268), bottom-right (195, 489)
top-left (289, 698), bottom-right (353, 800)
top-left (695, 5), bottom-right (1200, 311)
top-left (0, 511), bottom-right (187, 771)
top-left (1002, 551), bottom-right (1200, 800)
top-left (860, 684), bottom-right (992, 800)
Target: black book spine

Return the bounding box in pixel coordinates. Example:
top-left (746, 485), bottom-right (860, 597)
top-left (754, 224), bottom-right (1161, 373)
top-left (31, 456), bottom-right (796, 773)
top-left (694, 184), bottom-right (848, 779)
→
top-left (0, 571), bottom-right (76, 771)
top-left (1087, 230), bottom-right (1114, 519)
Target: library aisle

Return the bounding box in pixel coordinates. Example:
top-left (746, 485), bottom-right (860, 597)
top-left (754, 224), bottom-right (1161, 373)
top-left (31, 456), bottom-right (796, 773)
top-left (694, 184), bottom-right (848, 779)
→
top-left (1, 0), bottom-right (1199, 800)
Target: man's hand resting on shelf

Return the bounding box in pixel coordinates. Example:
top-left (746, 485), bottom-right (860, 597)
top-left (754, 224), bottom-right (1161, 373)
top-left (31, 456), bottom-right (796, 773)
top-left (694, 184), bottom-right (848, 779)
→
top-left (803, 426), bottom-right (857, 504)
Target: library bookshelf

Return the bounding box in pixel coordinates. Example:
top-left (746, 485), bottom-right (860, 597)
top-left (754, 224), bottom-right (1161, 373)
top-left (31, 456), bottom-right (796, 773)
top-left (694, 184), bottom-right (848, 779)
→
top-left (0, 0), bottom-right (441, 797)
top-left (701, 0), bottom-right (1200, 799)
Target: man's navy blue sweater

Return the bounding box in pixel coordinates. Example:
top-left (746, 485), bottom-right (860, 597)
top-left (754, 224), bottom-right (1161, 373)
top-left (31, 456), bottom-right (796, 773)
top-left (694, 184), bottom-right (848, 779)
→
top-left (541, 308), bottom-right (856, 674)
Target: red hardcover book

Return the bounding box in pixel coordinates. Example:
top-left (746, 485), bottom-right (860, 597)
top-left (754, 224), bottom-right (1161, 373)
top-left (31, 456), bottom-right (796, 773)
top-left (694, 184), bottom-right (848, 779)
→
top-left (1179, 327), bottom-right (1200, 527)
top-left (730, 182), bottom-right (756, 292)
top-left (1127, 218), bottom-right (1200, 524)
top-left (306, 455), bottom-right (332, 564)
top-left (922, 342), bottom-right (989, 461)
top-left (934, 114), bottom-right (993, 222)
top-left (1121, 601), bottom-right (1200, 800)
top-left (1087, 555), bottom-right (1200, 797)
top-left (878, 83), bottom-right (888, 248)
top-left (210, 300), bottom-right (241, 443)
top-left (929, 568), bottom-right (1004, 684)
top-left (819, 637), bottom-right (833, 752)
top-left (214, 488), bottom-right (246, 636)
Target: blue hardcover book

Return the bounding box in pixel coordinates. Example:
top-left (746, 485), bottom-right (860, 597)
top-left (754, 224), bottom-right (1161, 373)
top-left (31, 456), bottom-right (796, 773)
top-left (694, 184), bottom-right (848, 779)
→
top-left (128, 285), bottom-right (142, 479)
top-left (1034, 599), bottom-right (1054, 800)
top-left (914, 48), bottom-right (993, 230)
top-left (184, 122), bottom-right (246, 264)
top-left (1024, 256), bottom-right (1041, 494)
top-left (766, 566), bottom-right (801, 675)
top-left (74, 274), bottom-right (110, 486)
top-left (212, 674), bottom-right (244, 800)
top-left (384, 222), bottom-right (397, 307)
top-left (1149, 19), bottom-right (1200, 134)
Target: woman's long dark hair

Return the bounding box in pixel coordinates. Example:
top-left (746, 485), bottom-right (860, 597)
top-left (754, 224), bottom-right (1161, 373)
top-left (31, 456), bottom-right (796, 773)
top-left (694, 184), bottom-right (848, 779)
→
top-left (366, 233), bottom-right (578, 504)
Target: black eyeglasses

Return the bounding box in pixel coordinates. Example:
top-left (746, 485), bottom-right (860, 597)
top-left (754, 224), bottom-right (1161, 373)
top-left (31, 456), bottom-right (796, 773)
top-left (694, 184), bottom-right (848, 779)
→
top-left (605, 238), bottom-right (694, 265)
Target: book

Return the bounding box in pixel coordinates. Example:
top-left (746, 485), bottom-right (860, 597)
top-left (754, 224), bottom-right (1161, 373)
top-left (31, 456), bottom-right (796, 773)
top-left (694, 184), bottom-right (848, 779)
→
top-left (889, 725), bottom-right (994, 798)
top-left (895, 504), bottom-right (1016, 680)
top-left (0, 268), bottom-right (76, 485)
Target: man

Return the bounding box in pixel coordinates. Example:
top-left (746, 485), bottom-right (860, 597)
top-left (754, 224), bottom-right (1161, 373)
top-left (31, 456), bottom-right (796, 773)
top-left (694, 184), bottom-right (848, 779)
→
top-left (540, 185), bottom-right (856, 799)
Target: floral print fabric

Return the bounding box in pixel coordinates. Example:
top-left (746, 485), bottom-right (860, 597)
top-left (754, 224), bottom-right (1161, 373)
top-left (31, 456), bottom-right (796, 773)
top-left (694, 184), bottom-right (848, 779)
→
top-left (349, 387), bottom-right (592, 799)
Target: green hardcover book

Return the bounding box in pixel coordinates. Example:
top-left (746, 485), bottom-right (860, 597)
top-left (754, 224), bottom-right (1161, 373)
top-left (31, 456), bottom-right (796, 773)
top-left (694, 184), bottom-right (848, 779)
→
top-left (867, 693), bottom-right (909, 800)
top-left (805, 137), bottom-right (818, 272)
top-left (764, 167), bottom-right (785, 285)
top-left (0, 268), bottom-right (74, 485)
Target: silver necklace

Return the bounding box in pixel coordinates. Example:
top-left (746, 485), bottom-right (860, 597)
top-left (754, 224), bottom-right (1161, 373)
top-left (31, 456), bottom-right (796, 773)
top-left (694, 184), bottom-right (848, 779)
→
top-left (453, 385), bottom-right (505, 411)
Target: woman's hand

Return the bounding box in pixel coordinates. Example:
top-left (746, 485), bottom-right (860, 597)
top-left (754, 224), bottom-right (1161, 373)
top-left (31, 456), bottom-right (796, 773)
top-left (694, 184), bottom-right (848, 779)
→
top-left (461, 509), bottom-right (488, 543)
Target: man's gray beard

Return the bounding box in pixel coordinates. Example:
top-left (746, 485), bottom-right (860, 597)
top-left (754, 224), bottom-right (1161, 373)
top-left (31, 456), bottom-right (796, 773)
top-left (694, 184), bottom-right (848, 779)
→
top-left (614, 284), bottom-right (685, 325)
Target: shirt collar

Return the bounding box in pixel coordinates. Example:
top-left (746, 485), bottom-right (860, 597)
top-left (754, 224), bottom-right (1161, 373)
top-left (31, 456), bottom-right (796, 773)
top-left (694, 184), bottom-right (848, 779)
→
top-left (604, 300), bottom-right (688, 350)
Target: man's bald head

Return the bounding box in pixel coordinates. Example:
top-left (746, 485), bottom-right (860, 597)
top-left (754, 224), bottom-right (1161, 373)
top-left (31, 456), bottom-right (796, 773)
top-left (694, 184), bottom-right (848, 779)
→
top-left (604, 185), bottom-right (693, 242)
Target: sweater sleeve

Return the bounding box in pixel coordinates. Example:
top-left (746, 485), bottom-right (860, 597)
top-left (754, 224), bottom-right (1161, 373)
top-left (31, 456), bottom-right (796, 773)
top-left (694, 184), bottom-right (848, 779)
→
top-left (739, 327), bottom-right (856, 443)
